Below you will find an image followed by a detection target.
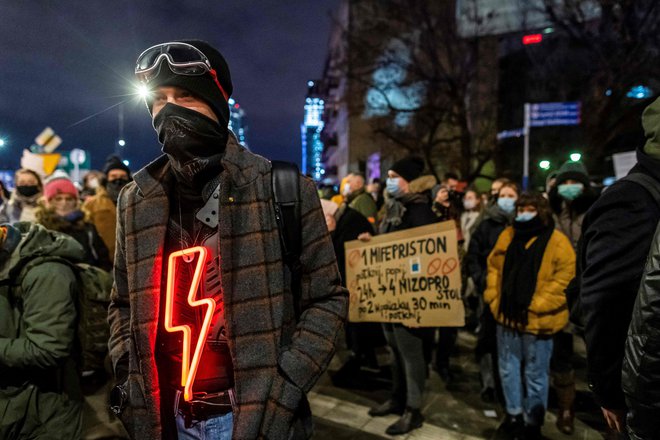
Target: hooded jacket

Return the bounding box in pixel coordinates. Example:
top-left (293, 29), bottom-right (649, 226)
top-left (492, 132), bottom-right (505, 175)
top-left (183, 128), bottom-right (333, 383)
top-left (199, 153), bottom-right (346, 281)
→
top-left (0, 222), bottom-right (84, 438)
top-left (379, 175), bottom-right (438, 234)
top-left (107, 134), bottom-right (347, 439)
top-left (580, 99), bottom-right (660, 409)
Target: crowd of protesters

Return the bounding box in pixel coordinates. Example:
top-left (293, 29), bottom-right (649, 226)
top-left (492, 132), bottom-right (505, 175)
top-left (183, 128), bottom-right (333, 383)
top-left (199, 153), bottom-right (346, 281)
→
top-left (315, 97), bottom-right (660, 440)
top-left (2, 93), bottom-right (660, 440)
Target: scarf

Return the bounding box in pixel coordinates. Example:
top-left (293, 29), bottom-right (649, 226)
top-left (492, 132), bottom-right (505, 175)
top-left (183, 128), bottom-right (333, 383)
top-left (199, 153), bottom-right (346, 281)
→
top-left (379, 192), bottom-right (427, 234)
top-left (498, 216), bottom-right (554, 329)
top-left (154, 103), bottom-right (228, 191)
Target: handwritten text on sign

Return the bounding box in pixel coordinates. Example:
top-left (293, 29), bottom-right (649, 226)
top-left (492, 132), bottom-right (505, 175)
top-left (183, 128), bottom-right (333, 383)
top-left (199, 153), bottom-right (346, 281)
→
top-left (345, 221), bottom-right (464, 327)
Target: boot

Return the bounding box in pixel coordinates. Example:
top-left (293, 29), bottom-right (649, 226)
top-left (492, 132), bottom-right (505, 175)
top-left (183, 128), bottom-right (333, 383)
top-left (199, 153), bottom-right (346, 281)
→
top-left (554, 371), bottom-right (576, 435)
top-left (524, 423), bottom-right (542, 440)
top-left (385, 407), bottom-right (424, 436)
top-left (497, 414), bottom-right (524, 440)
top-left (368, 399), bottom-right (404, 417)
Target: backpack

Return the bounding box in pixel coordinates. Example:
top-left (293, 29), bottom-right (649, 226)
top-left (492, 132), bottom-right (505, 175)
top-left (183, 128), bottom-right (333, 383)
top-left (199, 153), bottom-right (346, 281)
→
top-left (12, 257), bottom-right (113, 372)
top-left (271, 161), bottom-right (303, 319)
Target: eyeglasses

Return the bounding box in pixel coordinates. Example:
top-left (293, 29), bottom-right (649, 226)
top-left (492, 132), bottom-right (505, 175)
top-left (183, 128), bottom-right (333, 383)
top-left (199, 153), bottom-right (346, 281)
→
top-left (135, 42), bottom-right (229, 101)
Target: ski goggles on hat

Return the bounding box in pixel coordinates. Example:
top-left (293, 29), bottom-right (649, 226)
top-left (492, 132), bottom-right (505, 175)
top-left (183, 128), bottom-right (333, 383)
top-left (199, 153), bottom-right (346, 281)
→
top-left (135, 42), bottom-right (229, 101)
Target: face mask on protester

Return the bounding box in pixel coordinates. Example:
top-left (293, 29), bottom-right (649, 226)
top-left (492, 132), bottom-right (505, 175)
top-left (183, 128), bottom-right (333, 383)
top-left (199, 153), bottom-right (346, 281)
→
top-left (106, 178), bottom-right (130, 203)
top-left (88, 178), bottom-right (100, 190)
top-left (16, 185), bottom-right (40, 198)
top-left (515, 211), bottom-right (537, 222)
top-left (342, 183), bottom-right (351, 197)
top-left (558, 183), bottom-right (584, 201)
top-left (463, 199), bottom-right (477, 210)
top-left (497, 197), bottom-right (516, 214)
top-left (386, 178), bottom-right (402, 197)
top-left (153, 103), bottom-right (228, 187)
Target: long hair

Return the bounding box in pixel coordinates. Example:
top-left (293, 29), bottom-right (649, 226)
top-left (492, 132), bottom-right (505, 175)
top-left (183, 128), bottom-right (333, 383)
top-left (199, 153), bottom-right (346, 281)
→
top-left (14, 168), bottom-right (43, 190)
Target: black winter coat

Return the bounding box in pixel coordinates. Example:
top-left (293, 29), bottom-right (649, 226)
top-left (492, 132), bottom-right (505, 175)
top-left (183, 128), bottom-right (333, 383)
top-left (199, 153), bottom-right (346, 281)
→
top-left (622, 220), bottom-right (660, 433)
top-left (466, 205), bottom-right (511, 292)
top-left (580, 148), bottom-right (660, 409)
top-left (332, 206), bottom-right (374, 285)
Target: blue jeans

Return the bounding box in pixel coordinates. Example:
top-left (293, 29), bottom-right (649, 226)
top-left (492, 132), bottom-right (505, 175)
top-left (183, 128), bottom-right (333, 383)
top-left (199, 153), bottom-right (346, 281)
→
top-left (497, 325), bottom-right (553, 426)
top-left (175, 411), bottom-right (233, 440)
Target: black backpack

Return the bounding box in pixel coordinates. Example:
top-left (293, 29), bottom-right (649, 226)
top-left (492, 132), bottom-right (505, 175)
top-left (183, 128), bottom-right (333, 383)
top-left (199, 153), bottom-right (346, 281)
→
top-left (271, 161), bottom-right (303, 319)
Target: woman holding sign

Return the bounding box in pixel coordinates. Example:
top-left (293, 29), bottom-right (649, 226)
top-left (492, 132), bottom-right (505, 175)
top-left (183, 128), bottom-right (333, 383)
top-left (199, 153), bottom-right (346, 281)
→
top-left (484, 192), bottom-right (575, 440)
top-left (367, 156), bottom-right (437, 436)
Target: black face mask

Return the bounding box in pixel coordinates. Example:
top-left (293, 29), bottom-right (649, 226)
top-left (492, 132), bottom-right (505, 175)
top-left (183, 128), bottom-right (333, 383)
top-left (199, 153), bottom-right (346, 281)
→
top-left (106, 178), bottom-right (130, 203)
top-left (16, 185), bottom-right (40, 198)
top-left (153, 103), bottom-right (228, 189)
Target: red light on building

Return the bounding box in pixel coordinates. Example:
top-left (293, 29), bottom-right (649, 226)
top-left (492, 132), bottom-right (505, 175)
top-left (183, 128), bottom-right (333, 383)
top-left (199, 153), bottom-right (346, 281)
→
top-left (522, 34), bottom-right (543, 45)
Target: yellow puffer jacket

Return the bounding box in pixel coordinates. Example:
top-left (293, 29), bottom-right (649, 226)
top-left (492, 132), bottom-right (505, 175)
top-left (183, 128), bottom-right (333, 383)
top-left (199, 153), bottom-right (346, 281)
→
top-left (484, 226), bottom-right (575, 336)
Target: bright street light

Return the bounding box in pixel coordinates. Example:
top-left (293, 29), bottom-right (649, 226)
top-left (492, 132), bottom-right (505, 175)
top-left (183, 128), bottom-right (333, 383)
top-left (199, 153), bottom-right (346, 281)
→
top-left (539, 160), bottom-right (551, 170)
top-left (123, 160), bottom-right (130, 167)
top-left (0, 139), bottom-right (5, 147)
top-left (570, 153), bottom-right (582, 162)
top-left (118, 139), bottom-right (126, 147)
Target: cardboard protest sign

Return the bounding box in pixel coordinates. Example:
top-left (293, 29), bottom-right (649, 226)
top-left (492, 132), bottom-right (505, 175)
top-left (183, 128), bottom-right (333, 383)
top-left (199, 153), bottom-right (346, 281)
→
top-left (345, 221), bottom-right (464, 327)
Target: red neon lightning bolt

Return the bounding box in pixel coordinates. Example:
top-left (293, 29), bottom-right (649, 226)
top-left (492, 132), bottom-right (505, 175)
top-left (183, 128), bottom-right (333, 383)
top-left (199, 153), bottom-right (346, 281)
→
top-left (165, 246), bottom-right (216, 402)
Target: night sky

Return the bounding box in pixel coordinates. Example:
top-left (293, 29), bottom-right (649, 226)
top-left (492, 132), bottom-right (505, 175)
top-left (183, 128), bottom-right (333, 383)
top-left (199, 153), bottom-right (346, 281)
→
top-left (0, 1), bottom-right (337, 172)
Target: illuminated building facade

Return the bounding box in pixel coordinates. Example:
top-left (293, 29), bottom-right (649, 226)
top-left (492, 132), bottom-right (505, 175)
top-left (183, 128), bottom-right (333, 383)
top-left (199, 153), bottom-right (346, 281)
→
top-left (228, 98), bottom-right (249, 149)
top-left (301, 81), bottom-right (325, 181)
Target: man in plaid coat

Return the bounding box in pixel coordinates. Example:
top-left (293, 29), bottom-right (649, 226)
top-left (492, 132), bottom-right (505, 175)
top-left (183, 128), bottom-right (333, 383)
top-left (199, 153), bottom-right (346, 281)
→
top-left (108, 40), bottom-right (347, 439)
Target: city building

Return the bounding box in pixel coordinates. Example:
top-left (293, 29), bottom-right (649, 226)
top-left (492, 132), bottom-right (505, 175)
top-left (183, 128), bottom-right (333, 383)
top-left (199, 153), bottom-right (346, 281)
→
top-left (228, 98), bottom-right (249, 149)
top-left (301, 81), bottom-right (326, 181)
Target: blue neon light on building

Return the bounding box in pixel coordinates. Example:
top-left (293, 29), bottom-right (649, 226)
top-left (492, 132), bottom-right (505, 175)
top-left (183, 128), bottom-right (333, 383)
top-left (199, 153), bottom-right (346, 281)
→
top-left (228, 98), bottom-right (249, 149)
top-left (301, 82), bottom-right (325, 181)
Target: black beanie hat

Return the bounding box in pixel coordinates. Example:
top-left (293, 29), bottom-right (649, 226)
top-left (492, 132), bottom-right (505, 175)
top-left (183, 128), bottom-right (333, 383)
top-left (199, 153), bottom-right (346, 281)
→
top-left (103, 155), bottom-right (131, 178)
top-left (390, 156), bottom-right (425, 182)
top-left (143, 40), bottom-right (233, 126)
top-left (555, 160), bottom-right (589, 186)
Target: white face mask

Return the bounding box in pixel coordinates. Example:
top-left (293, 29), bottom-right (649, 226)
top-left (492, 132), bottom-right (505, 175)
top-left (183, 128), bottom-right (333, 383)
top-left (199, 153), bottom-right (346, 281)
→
top-left (88, 178), bottom-right (100, 190)
top-left (342, 182), bottom-right (351, 197)
top-left (463, 199), bottom-right (477, 210)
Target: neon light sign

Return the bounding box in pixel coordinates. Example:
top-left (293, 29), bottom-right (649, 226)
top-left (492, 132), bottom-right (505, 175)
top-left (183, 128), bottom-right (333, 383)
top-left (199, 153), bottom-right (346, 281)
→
top-left (164, 246), bottom-right (216, 402)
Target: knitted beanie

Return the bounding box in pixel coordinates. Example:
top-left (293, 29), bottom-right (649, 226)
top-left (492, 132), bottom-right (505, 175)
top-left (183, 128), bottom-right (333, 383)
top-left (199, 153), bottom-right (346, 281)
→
top-left (143, 40), bottom-right (233, 126)
top-left (555, 160), bottom-right (589, 186)
top-left (390, 156), bottom-right (425, 183)
top-left (102, 155), bottom-right (131, 177)
top-left (44, 176), bottom-right (78, 200)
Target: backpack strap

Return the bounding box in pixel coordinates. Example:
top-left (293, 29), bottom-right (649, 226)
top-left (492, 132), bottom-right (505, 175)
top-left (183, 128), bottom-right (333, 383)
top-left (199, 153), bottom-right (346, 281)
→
top-left (620, 173), bottom-right (660, 206)
top-left (271, 161), bottom-right (303, 319)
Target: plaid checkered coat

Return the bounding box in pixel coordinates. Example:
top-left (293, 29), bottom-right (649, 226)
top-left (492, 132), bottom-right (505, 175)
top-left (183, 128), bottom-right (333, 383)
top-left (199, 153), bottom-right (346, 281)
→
top-left (108, 135), bottom-right (347, 439)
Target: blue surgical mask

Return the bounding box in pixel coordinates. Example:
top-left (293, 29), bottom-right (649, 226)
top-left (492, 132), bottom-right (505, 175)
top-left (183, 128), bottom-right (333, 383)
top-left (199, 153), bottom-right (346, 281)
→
top-left (515, 212), bottom-right (537, 222)
top-left (558, 183), bottom-right (584, 201)
top-left (497, 197), bottom-right (516, 213)
top-left (386, 178), bottom-right (402, 197)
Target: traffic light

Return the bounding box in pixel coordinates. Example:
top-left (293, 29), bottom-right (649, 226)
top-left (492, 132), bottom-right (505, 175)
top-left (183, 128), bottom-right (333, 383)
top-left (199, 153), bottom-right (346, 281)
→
top-left (539, 160), bottom-right (551, 170)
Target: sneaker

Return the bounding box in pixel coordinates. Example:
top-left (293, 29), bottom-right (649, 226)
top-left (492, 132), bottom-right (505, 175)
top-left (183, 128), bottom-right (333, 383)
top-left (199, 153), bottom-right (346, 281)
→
top-left (385, 407), bottom-right (424, 436)
top-left (368, 399), bottom-right (404, 417)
